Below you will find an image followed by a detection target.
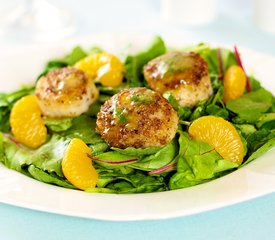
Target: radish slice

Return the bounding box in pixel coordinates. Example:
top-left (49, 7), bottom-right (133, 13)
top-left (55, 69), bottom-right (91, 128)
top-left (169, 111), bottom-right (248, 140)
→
top-left (148, 163), bottom-right (177, 175)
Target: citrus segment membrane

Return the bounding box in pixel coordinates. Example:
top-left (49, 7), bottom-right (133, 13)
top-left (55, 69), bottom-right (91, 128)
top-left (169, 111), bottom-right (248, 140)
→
top-left (188, 116), bottom-right (244, 164)
top-left (223, 65), bottom-right (246, 102)
top-left (75, 53), bottom-right (124, 88)
top-left (10, 95), bottom-right (47, 148)
top-left (62, 138), bottom-right (98, 190)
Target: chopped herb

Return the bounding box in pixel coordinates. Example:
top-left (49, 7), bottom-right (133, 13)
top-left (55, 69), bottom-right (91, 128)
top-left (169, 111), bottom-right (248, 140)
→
top-left (119, 115), bottom-right (129, 124)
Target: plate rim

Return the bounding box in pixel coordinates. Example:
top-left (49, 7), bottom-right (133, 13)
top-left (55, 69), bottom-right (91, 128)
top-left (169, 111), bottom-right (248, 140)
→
top-left (0, 33), bottom-right (275, 221)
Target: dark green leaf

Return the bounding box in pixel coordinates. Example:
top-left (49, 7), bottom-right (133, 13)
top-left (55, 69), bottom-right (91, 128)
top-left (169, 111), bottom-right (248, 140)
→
top-left (61, 115), bottom-right (102, 144)
top-left (206, 105), bottom-right (229, 119)
top-left (226, 89), bottom-right (273, 123)
top-left (246, 129), bottom-right (275, 155)
top-left (0, 86), bottom-right (34, 132)
top-left (256, 113), bottom-right (275, 130)
top-left (169, 131), bottom-right (238, 190)
top-left (28, 165), bottom-right (75, 189)
top-left (124, 36), bottom-right (166, 87)
top-left (243, 138), bottom-right (275, 166)
top-left (130, 140), bottom-right (178, 171)
top-left (234, 124), bottom-right (257, 138)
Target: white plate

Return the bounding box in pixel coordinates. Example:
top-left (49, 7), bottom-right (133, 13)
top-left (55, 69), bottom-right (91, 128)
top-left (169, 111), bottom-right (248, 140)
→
top-left (0, 34), bottom-right (275, 221)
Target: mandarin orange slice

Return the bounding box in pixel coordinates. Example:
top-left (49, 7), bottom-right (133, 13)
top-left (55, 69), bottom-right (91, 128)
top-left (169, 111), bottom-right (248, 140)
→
top-left (62, 138), bottom-right (98, 190)
top-left (10, 95), bottom-right (47, 148)
top-left (188, 116), bottom-right (244, 164)
top-left (223, 65), bottom-right (246, 102)
top-left (75, 52), bottom-right (124, 88)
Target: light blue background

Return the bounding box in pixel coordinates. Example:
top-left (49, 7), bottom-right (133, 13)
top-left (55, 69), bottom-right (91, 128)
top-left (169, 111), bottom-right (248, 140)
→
top-left (1, 1), bottom-right (275, 239)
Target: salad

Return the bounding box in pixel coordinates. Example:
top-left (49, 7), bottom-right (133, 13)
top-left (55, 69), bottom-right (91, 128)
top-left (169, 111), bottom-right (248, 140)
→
top-left (0, 36), bottom-right (274, 194)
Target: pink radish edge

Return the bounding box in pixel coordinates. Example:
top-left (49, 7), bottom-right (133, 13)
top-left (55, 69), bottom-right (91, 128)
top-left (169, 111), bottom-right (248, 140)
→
top-left (148, 163), bottom-right (177, 175)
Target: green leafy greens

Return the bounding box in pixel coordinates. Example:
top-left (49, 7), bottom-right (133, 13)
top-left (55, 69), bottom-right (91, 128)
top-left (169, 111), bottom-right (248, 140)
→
top-left (0, 37), bottom-right (274, 194)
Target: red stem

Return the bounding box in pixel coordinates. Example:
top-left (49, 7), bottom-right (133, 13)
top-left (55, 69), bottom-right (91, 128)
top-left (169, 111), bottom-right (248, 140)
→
top-left (233, 45), bottom-right (252, 92)
top-left (3, 133), bottom-right (32, 153)
top-left (148, 163), bottom-right (177, 175)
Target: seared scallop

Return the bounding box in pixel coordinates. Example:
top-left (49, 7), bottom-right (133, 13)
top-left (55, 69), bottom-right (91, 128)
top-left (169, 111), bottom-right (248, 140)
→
top-left (35, 67), bottom-right (98, 118)
top-left (143, 52), bottom-right (213, 108)
top-left (96, 87), bottom-right (178, 149)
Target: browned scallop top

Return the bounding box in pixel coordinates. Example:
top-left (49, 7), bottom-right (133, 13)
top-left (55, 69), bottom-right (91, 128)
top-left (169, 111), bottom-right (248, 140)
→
top-left (96, 88), bottom-right (178, 149)
top-left (35, 67), bottom-right (90, 103)
top-left (143, 52), bottom-right (209, 93)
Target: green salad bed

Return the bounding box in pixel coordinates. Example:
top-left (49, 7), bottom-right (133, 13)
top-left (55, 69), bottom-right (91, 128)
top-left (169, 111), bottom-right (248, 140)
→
top-left (0, 36), bottom-right (274, 193)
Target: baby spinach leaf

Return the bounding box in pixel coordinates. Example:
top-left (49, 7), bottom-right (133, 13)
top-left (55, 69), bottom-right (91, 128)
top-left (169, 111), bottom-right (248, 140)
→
top-left (98, 83), bottom-right (128, 96)
top-left (129, 139), bottom-right (178, 171)
top-left (85, 100), bottom-right (102, 117)
top-left (112, 146), bottom-right (163, 156)
top-left (0, 86), bottom-right (34, 132)
top-left (61, 115), bottom-right (102, 144)
top-left (37, 46), bottom-right (88, 78)
top-left (86, 188), bottom-right (116, 193)
top-left (169, 131), bottom-right (238, 190)
top-left (28, 165), bottom-right (75, 189)
top-left (124, 36), bottom-right (166, 87)
top-left (256, 113), bottom-right (275, 130)
top-left (89, 141), bottom-right (109, 156)
top-left (243, 138), bottom-right (275, 166)
top-left (2, 135), bottom-right (31, 173)
top-left (45, 118), bottom-right (73, 132)
top-left (246, 129), bottom-right (275, 156)
top-left (163, 92), bottom-right (180, 110)
top-left (0, 133), bottom-right (6, 163)
top-left (249, 75), bottom-right (262, 91)
top-left (93, 151), bottom-right (138, 168)
top-left (64, 46), bottom-right (87, 66)
top-left (2, 134), bottom-right (69, 177)
top-left (190, 100), bottom-right (207, 121)
top-left (226, 89), bottom-right (273, 123)
top-left (169, 155), bottom-right (207, 189)
top-left (234, 124), bottom-right (257, 138)
top-left (189, 45), bottom-right (237, 75)
top-left (107, 173), bottom-right (166, 193)
top-left (26, 135), bottom-right (70, 177)
top-left (95, 168), bottom-right (166, 193)
top-left (206, 105), bottom-right (229, 119)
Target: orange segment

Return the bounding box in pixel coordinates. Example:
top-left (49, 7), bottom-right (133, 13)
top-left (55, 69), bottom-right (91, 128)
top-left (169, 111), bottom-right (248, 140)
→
top-left (223, 65), bottom-right (246, 102)
top-left (75, 52), bottom-right (124, 88)
top-left (10, 95), bottom-right (47, 148)
top-left (188, 116), bottom-right (244, 164)
top-left (62, 138), bottom-right (98, 190)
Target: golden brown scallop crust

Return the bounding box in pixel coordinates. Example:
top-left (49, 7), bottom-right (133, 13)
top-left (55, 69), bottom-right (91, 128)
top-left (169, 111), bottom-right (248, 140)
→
top-left (35, 67), bottom-right (98, 117)
top-left (36, 67), bottom-right (94, 103)
top-left (96, 88), bottom-right (178, 149)
top-left (143, 52), bottom-right (212, 107)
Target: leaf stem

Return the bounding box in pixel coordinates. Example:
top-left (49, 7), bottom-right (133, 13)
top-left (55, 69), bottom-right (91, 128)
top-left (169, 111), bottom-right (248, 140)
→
top-left (233, 45), bottom-right (252, 92)
top-left (90, 154), bottom-right (138, 165)
top-left (179, 120), bottom-right (191, 126)
top-left (148, 163), bottom-right (177, 175)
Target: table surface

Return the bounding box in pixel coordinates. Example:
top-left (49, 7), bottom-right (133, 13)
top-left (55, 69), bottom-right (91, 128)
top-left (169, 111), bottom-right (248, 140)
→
top-left (0, 1), bottom-right (275, 239)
